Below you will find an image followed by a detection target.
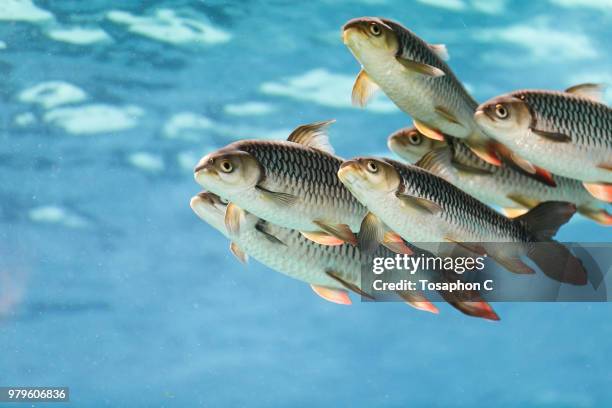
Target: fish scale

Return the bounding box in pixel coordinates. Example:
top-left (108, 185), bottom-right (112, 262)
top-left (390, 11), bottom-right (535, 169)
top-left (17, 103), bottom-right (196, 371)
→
top-left (476, 89), bottom-right (612, 184)
top-left (229, 140), bottom-right (368, 230)
top-left (387, 158), bottom-right (530, 242)
top-left (441, 140), bottom-right (606, 211)
top-left (519, 90), bottom-right (612, 148)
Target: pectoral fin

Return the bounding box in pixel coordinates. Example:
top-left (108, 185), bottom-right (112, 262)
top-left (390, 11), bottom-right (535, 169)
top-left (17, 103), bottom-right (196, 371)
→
top-left (351, 69), bottom-right (380, 108)
top-left (256, 185), bottom-right (299, 206)
top-left (230, 242), bottom-right (248, 264)
top-left (397, 194), bottom-right (443, 215)
top-left (413, 119), bottom-right (446, 141)
top-left (310, 285), bottom-right (351, 305)
top-left (435, 105), bottom-right (462, 125)
top-left (565, 83), bottom-right (605, 102)
top-left (358, 212), bottom-right (385, 253)
top-left (300, 231), bottom-right (345, 246)
top-left (224, 202), bottom-right (246, 236)
top-left (325, 270), bottom-right (375, 299)
top-left (313, 220), bottom-right (358, 246)
top-left (583, 182), bottom-right (612, 203)
top-left (396, 291), bottom-right (439, 314)
top-left (503, 152), bottom-right (557, 187)
top-left (468, 142), bottom-right (502, 167)
top-left (530, 127), bottom-right (571, 143)
top-left (255, 221), bottom-right (286, 245)
top-left (287, 120), bottom-right (336, 154)
top-left (396, 56), bottom-right (445, 77)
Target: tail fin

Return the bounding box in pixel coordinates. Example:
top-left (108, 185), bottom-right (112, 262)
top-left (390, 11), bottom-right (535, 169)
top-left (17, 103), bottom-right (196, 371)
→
top-left (527, 242), bottom-right (587, 285)
top-left (517, 201), bottom-right (588, 285)
top-left (516, 201), bottom-right (576, 241)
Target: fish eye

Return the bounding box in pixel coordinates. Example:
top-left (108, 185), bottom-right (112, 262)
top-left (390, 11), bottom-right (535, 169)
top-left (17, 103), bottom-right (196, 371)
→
top-left (494, 104), bottom-right (508, 119)
top-left (219, 197), bottom-right (229, 204)
top-left (408, 133), bottom-right (422, 145)
top-left (369, 23), bottom-right (381, 36)
top-left (219, 160), bottom-right (233, 173)
top-left (366, 161), bottom-right (378, 173)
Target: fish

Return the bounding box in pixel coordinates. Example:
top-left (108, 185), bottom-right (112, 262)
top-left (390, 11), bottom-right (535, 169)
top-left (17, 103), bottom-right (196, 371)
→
top-left (388, 128), bottom-right (612, 225)
top-left (193, 120), bottom-right (368, 247)
top-left (475, 85), bottom-right (612, 202)
top-left (337, 157), bottom-right (588, 285)
top-left (342, 16), bottom-right (501, 166)
top-left (190, 191), bottom-right (499, 320)
top-left (387, 126), bottom-right (446, 164)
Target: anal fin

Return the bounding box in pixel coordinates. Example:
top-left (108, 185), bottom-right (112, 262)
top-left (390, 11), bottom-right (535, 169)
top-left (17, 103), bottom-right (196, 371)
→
top-left (583, 182), bottom-right (612, 203)
top-left (326, 270), bottom-right (374, 300)
top-left (311, 285), bottom-right (351, 305)
top-left (396, 291), bottom-right (439, 314)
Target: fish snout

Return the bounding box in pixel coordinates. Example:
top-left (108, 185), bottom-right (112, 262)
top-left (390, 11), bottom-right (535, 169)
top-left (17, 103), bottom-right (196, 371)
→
top-left (342, 19), bottom-right (367, 44)
top-left (338, 159), bottom-right (364, 183)
top-left (194, 154), bottom-right (215, 174)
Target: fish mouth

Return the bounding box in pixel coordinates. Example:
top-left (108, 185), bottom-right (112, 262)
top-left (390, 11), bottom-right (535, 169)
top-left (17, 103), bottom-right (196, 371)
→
top-left (191, 192), bottom-right (226, 215)
top-left (342, 23), bottom-right (367, 46)
top-left (194, 155), bottom-right (220, 185)
top-left (338, 160), bottom-right (364, 184)
top-left (474, 108), bottom-right (495, 124)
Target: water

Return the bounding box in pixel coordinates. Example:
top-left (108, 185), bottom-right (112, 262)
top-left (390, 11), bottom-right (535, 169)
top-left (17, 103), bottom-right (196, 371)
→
top-left (1, 0), bottom-right (611, 406)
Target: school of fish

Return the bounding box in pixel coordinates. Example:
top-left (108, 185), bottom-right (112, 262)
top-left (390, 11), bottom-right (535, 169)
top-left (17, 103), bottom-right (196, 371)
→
top-left (191, 16), bottom-right (611, 321)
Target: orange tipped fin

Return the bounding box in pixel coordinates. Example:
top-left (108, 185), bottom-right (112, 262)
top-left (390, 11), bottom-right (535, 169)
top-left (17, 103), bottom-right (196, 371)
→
top-left (326, 270), bottom-right (375, 299)
top-left (311, 285), bottom-right (352, 305)
top-left (502, 208), bottom-right (529, 218)
top-left (462, 301), bottom-right (500, 321)
top-left (413, 120), bottom-right (446, 141)
top-left (382, 231), bottom-right (414, 255)
top-left (469, 142), bottom-right (502, 167)
top-left (300, 231), bottom-right (345, 246)
top-left (578, 207), bottom-right (612, 226)
top-left (313, 220), bottom-right (358, 246)
top-left (397, 291), bottom-right (439, 314)
top-left (583, 182), bottom-right (612, 203)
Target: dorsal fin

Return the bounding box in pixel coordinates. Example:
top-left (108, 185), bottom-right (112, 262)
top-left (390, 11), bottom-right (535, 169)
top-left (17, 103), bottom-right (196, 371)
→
top-left (429, 43), bottom-right (449, 61)
top-left (565, 83), bottom-right (605, 103)
top-left (287, 120), bottom-right (336, 154)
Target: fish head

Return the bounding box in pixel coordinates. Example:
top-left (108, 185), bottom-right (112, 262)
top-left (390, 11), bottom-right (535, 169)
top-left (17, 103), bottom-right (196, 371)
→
top-left (388, 127), bottom-right (446, 163)
top-left (475, 95), bottom-right (532, 141)
top-left (194, 146), bottom-right (263, 196)
top-left (189, 191), bottom-right (229, 234)
top-left (338, 157), bottom-right (401, 202)
top-left (342, 17), bottom-right (399, 63)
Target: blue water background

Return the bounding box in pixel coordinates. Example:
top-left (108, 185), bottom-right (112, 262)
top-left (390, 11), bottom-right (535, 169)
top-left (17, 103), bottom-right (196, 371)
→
top-left (1, 0), bottom-right (611, 406)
